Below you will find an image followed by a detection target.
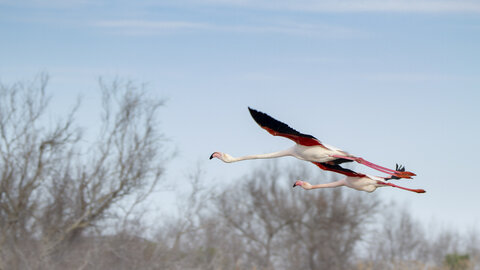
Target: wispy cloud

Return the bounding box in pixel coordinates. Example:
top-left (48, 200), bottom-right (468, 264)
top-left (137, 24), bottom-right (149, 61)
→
top-left (0, 0), bottom-right (98, 9)
top-left (358, 72), bottom-right (476, 82)
top-left (93, 19), bottom-right (362, 37)
top-left (195, 0), bottom-right (480, 13)
top-left (223, 21), bottom-right (361, 37)
top-left (3, 0), bottom-right (478, 39)
top-left (93, 20), bottom-right (212, 35)
top-left (3, 0), bottom-right (480, 13)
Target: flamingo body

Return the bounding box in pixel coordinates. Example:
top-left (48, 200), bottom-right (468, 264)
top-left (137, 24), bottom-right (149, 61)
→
top-left (344, 175), bottom-right (381, 193)
top-left (293, 174), bottom-right (426, 194)
top-left (292, 144), bottom-right (346, 163)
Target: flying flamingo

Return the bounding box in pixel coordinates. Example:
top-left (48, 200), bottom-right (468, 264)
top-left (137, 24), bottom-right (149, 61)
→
top-left (293, 165), bottom-right (425, 193)
top-left (210, 107), bottom-right (415, 179)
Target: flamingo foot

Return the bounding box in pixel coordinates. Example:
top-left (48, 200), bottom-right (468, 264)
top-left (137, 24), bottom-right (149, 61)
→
top-left (377, 181), bottom-right (426, 193)
top-left (358, 158), bottom-right (415, 178)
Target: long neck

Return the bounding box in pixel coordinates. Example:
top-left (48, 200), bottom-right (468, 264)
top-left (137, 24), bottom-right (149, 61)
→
top-left (230, 149), bottom-right (292, 162)
top-left (310, 180), bottom-right (345, 189)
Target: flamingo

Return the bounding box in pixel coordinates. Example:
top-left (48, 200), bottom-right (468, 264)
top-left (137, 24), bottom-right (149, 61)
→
top-left (210, 107), bottom-right (415, 179)
top-left (292, 165), bottom-right (425, 193)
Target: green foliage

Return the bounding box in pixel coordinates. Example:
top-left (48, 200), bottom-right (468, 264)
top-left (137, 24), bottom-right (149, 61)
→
top-left (444, 253), bottom-right (470, 270)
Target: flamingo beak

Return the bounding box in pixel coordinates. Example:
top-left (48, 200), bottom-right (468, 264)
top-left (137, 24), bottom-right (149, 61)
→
top-left (210, 152), bottom-right (221, 160)
top-left (293, 180), bottom-right (303, 188)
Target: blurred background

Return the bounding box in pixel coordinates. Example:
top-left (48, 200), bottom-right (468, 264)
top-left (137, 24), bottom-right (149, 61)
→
top-left (1, 1), bottom-right (479, 269)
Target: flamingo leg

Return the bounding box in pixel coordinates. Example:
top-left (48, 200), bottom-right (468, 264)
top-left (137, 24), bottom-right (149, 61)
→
top-left (330, 155), bottom-right (415, 179)
top-left (376, 181), bottom-right (425, 193)
top-left (358, 158), bottom-right (412, 177)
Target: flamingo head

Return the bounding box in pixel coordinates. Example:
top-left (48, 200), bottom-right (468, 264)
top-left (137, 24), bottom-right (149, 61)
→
top-left (209, 152), bottom-right (222, 160)
top-left (293, 180), bottom-right (312, 190)
top-left (293, 180), bottom-right (306, 188)
top-left (293, 180), bottom-right (302, 188)
top-left (209, 152), bottom-right (233, 163)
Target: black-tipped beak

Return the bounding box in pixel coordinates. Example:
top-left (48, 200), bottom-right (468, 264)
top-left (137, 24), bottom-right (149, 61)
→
top-left (209, 153), bottom-right (214, 160)
top-left (292, 183), bottom-right (297, 188)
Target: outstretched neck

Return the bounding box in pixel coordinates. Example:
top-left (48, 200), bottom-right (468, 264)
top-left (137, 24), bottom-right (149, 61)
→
top-left (230, 149), bottom-right (293, 162)
top-left (309, 179), bottom-right (345, 189)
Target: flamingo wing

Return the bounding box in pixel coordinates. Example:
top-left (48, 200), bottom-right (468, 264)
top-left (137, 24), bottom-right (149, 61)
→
top-left (312, 162), bottom-right (366, 177)
top-left (248, 107), bottom-right (326, 147)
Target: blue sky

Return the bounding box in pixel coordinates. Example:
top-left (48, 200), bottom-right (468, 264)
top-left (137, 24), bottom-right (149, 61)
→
top-left (1, 0), bottom-right (480, 231)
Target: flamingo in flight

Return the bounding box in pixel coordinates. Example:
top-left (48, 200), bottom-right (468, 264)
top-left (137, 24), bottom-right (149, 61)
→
top-left (293, 165), bottom-right (425, 193)
top-left (210, 107), bottom-right (415, 179)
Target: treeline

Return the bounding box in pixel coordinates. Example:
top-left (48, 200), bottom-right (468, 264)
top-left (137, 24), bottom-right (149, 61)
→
top-left (156, 163), bottom-right (478, 270)
top-left (0, 76), bottom-right (477, 269)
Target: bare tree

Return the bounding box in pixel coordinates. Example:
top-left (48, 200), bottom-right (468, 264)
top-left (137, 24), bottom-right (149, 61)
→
top-left (213, 162), bottom-right (298, 269)
top-left (0, 74), bottom-right (168, 269)
top-left (464, 228), bottom-right (480, 269)
top-left (145, 161), bottom-right (479, 270)
top-left (361, 205), bottom-right (431, 269)
top-left (152, 165), bottom-right (223, 270)
top-left (281, 165), bottom-right (379, 270)
top-left (209, 161), bottom-right (379, 270)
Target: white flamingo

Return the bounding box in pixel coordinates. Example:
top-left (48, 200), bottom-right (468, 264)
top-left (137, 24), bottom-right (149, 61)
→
top-left (210, 107), bottom-right (415, 179)
top-left (293, 168), bottom-right (426, 193)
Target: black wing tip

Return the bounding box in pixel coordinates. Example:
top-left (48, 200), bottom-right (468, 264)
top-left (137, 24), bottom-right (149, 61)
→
top-left (248, 107), bottom-right (260, 117)
top-left (247, 107), bottom-right (318, 141)
top-left (386, 164), bottom-right (406, 180)
top-left (248, 107), bottom-right (268, 126)
top-left (395, 163), bottom-right (405, 172)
